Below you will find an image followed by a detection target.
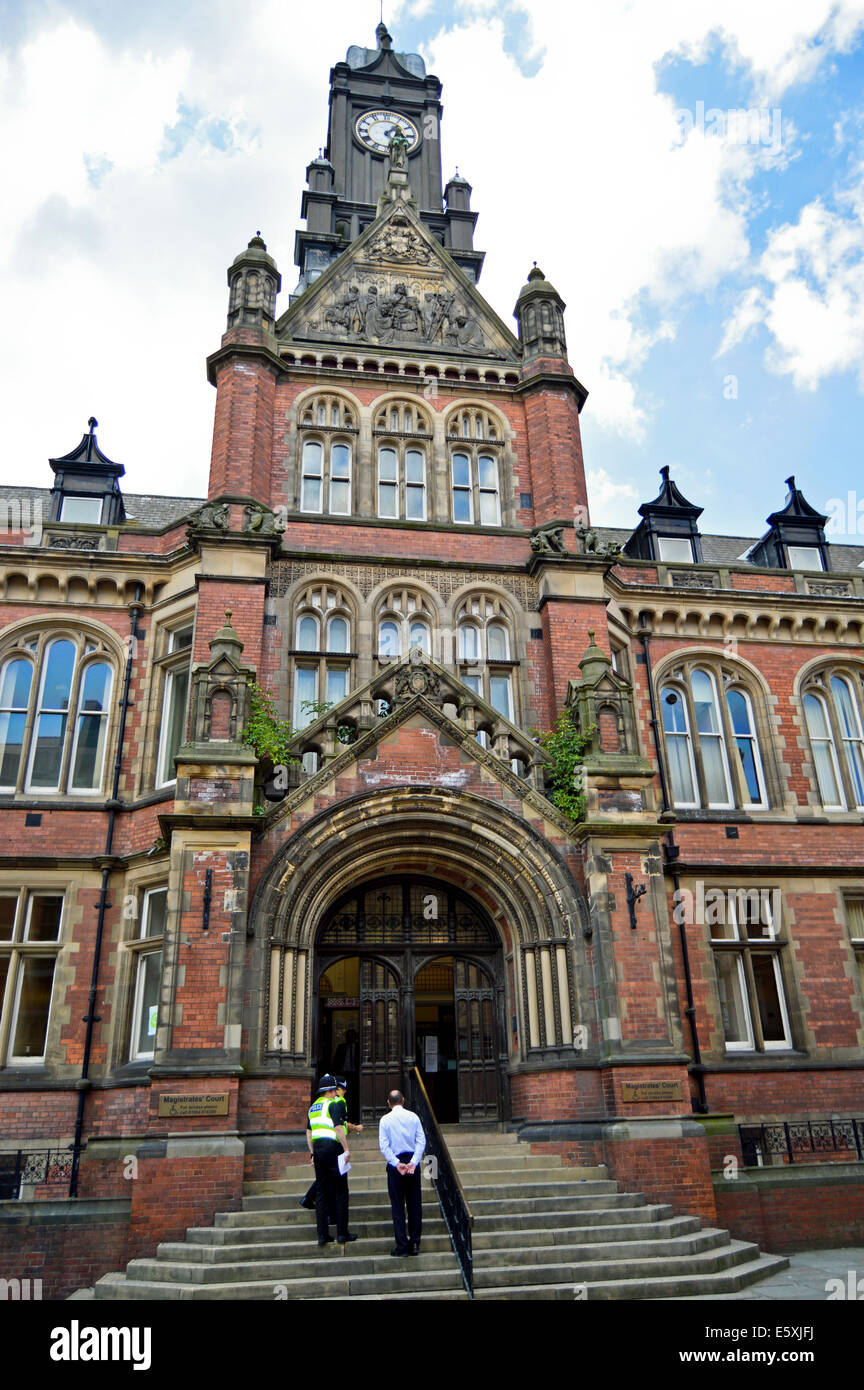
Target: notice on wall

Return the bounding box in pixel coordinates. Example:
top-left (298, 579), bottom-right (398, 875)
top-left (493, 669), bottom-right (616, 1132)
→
top-left (620, 1081), bottom-right (683, 1104)
top-left (157, 1092), bottom-right (230, 1118)
top-left (425, 1036), bottom-right (438, 1072)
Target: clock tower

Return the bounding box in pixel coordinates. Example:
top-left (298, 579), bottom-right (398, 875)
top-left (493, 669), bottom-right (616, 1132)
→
top-left (294, 20), bottom-right (484, 295)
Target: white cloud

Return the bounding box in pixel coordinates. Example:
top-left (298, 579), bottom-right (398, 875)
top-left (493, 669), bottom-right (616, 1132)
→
top-left (719, 169), bottom-right (864, 387)
top-left (585, 468), bottom-right (639, 526)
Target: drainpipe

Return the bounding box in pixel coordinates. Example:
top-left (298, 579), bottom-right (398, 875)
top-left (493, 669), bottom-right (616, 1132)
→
top-left (69, 586), bottom-right (144, 1196)
top-left (637, 613), bottom-right (708, 1114)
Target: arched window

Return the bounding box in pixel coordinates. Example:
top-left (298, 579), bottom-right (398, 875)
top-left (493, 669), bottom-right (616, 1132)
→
top-left (0, 632), bottom-right (117, 795)
top-left (659, 661), bottom-right (769, 811)
top-left (376, 588), bottom-right (436, 662)
top-left (802, 668), bottom-right (864, 810)
top-left (446, 408), bottom-right (504, 526)
top-left (297, 393), bottom-right (357, 516)
top-left (454, 594), bottom-right (517, 722)
top-left (290, 584), bottom-right (355, 728)
top-left (373, 400), bottom-right (430, 521)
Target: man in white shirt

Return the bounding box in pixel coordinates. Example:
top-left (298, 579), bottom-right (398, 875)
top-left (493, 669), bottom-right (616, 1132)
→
top-left (378, 1089), bottom-right (426, 1257)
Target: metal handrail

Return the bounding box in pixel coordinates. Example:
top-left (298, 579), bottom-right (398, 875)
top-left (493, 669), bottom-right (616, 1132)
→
top-left (410, 1067), bottom-right (474, 1297)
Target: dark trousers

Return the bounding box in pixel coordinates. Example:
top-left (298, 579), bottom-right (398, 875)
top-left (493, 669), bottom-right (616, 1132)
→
top-left (312, 1141), bottom-right (347, 1240)
top-left (387, 1152), bottom-right (422, 1252)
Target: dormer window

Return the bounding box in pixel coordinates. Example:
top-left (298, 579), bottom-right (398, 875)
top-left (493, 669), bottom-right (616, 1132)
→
top-left (59, 495), bottom-right (103, 525)
top-left (657, 536), bottom-right (695, 564)
top-left (786, 545), bottom-right (824, 572)
top-left (749, 477), bottom-right (830, 571)
top-left (49, 418), bottom-right (125, 527)
top-left (623, 467), bottom-right (703, 563)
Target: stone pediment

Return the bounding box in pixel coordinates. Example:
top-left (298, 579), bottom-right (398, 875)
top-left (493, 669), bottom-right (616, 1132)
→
top-left (265, 649), bottom-right (572, 833)
top-left (277, 201), bottom-right (520, 361)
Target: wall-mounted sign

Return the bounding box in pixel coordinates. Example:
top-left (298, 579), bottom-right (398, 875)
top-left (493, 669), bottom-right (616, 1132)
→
top-left (620, 1081), bottom-right (684, 1104)
top-left (157, 1092), bottom-right (230, 1118)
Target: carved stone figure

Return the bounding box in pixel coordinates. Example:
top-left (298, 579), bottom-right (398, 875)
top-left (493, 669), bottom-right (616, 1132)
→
top-left (190, 502), bottom-right (230, 532)
top-left (243, 503), bottom-right (284, 536)
top-left (388, 128), bottom-right (409, 170)
top-left (530, 522), bottom-right (568, 556)
top-left (573, 518), bottom-right (621, 559)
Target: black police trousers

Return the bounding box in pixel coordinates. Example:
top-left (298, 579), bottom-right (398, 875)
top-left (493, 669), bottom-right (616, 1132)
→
top-left (312, 1140), bottom-right (347, 1240)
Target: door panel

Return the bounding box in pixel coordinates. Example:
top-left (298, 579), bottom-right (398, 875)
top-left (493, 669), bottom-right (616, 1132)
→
top-left (359, 958), bottom-right (401, 1121)
top-left (455, 959), bottom-right (499, 1121)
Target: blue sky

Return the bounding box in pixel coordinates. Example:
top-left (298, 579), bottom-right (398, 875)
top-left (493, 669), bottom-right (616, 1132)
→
top-left (1, 0), bottom-right (863, 542)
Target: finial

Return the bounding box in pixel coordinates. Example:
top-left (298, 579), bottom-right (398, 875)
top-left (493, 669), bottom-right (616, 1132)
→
top-left (225, 610), bottom-right (233, 624)
top-left (88, 416), bottom-right (98, 433)
top-left (588, 628), bottom-right (596, 644)
top-left (785, 475), bottom-right (796, 490)
top-left (660, 465), bottom-right (670, 481)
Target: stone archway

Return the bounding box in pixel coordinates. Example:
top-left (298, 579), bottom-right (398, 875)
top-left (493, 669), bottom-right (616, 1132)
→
top-left (247, 786), bottom-right (591, 1104)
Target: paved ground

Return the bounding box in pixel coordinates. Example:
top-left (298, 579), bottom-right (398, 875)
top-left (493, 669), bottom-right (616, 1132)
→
top-left (678, 1247), bottom-right (864, 1300)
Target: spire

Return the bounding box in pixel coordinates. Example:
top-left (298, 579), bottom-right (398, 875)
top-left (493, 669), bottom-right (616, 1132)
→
top-left (225, 232), bottom-right (281, 333)
top-left (514, 264), bottom-right (568, 363)
top-left (376, 19), bottom-right (392, 50)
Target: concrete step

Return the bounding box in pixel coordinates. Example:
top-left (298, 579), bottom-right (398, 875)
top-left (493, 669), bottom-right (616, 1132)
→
top-left (191, 1215), bottom-right (449, 1244)
top-left (470, 1254), bottom-right (791, 1301)
top-left (125, 1247), bottom-right (460, 1285)
top-left (471, 1239), bottom-right (765, 1291)
top-left (156, 1231), bottom-right (455, 1263)
top-left (243, 1162), bottom-right (581, 1194)
top-left (94, 1265), bottom-right (468, 1301)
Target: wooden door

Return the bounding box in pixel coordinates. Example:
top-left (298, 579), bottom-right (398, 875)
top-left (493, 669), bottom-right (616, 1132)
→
top-left (359, 958), bottom-right (401, 1121)
top-left (455, 958), bottom-right (500, 1121)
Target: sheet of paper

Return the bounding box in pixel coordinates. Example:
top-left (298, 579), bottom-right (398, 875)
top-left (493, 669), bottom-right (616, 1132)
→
top-left (338, 1155), bottom-right (351, 1176)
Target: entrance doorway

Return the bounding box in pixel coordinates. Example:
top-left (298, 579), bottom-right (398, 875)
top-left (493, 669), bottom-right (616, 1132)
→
top-left (315, 878), bottom-right (505, 1124)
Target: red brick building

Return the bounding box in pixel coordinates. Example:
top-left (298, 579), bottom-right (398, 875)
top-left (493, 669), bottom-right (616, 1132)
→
top-left (1, 22), bottom-right (863, 1296)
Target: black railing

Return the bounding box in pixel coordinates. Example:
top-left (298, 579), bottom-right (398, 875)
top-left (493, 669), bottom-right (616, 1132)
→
top-left (0, 1148), bottom-right (73, 1200)
top-left (739, 1119), bottom-right (864, 1167)
top-left (409, 1067), bottom-right (474, 1297)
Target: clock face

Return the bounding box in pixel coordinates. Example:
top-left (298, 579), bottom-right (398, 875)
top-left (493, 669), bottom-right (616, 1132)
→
top-left (354, 109), bottom-right (420, 155)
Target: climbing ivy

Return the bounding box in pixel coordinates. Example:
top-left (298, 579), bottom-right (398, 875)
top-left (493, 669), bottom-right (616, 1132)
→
top-left (534, 708), bottom-right (594, 823)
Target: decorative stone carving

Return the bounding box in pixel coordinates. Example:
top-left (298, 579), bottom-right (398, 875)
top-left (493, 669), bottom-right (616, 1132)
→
top-left (44, 533), bottom-right (102, 551)
top-left (367, 211), bottom-right (432, 266)
top-left (573, 518), bottom-right (622, 559)
top-left (280, 203), bottom-right (518, 359)
top-left (242, 502), bottom-right (284, 536)
top-left (188, 501), bottom-right (230, 532)
top-left (185, 613), bottom-right (256, 747)
top-left (393, 647), bottom-right (441, 703)
top-left (530, 521), bottom-right (568, 557)
top-left (669, 570), bottom-right (719, 589)
top-left (806, 580), bottom-right (851, 597)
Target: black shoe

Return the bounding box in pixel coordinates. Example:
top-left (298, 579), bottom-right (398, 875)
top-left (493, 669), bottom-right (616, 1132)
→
top-left (390, 1247), bottom-right (409, 1257)
top-left (337, 1233), bottom-right (358, 1244)
top-left (300, 1200), bottom-right (316, 1210)
top-left (317, 1236), bottom-right (334, 1246)
top-left (409, 1243), bottom-right (420, 1256)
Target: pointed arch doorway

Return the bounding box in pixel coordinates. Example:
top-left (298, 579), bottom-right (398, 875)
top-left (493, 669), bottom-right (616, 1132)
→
top-left (315, 877), bottom-right (505, 1124)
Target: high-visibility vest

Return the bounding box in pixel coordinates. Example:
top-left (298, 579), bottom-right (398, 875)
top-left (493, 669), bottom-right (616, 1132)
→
top-left (308, 1095), bottom-right (339, 1142)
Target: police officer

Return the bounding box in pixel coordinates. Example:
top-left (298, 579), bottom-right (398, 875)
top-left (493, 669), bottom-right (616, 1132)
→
top-left (300, 1075), bottom-right (363, 1215)
top-left (306, 1074), bottom-right (357, 1246)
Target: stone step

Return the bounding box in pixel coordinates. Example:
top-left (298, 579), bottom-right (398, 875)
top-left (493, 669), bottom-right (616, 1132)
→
top-left (125, 1247), bottom-right (461, 1285)
top-left (470, 1254), bottom-right (791, 1301)
top-left (471, 1239), bottom-right (765, 1291)
top-left (184, 1211), bottom-right (698, 1251)
top-left (94, 1266), bottom-right (468, 1301)
top-left (156, 1232), bottom-right (456, 1262)
top-left (243, 1165), bottom-right (601, 1195)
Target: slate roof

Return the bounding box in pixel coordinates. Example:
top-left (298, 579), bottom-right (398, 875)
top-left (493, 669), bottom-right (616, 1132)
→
top-left (596, 526), bottom-right (864, 573)
top-left (0, 485), bottom-right (862, 570)
top-left (0, 486), bottom-right (204, 529)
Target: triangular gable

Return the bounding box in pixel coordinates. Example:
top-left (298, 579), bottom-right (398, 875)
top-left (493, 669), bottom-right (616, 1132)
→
top-left (277, 200), bottom-right (521, 361)
top-left (266, 650), bottom-right (572, 834)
